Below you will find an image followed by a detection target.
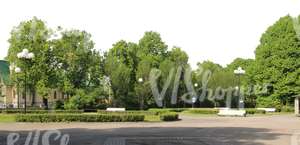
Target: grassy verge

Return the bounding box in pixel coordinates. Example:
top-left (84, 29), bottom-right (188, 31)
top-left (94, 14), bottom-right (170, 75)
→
top-left (0, 114), bottom-right (16, 122)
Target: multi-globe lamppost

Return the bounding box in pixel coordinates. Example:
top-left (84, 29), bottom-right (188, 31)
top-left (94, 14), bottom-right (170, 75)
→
top-left (234, 66), bottom-right (245, 109)
top-left (192, 83), bottom-right (198, 109)
top-left (14, 67), bottom-right (21, 108)
top-left (17, 49), bottom-right (34, 113)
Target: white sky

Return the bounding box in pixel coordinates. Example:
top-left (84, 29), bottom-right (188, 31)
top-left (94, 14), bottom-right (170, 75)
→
top-left (0, 0), bottom-right (300, 68)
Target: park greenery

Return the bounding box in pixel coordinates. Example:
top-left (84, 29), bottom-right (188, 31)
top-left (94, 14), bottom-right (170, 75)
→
top-left (3, 15), bottom-right (300, 111)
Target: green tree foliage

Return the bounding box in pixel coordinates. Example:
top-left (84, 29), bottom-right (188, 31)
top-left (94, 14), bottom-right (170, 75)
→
top-left (138, 31), bottom-right (168, 58)
top-left (104, 40), bottom-right (138, 107)
top-left (6, 18), bottom-right (104, 107)
top-left (7, 17), bottom-right (53, 105)
top-left (254, 15), bottom-right (300, 106)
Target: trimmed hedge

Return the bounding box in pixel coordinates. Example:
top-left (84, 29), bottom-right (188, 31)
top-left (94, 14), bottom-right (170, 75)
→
top-left (97, 110), bottom-right (158, 115)
top-left (148, 108), bottom-right (187, 114)
top-left (15, 114), bottom-right (145, 122)
top-left (184, 108), bottom-right (218, 114)
top-left (245, 109), bottom-right (266, 114)
top-left (160, 113), bottom-right (179, 121)
top-left (1, 109), bottom-right (83, 114)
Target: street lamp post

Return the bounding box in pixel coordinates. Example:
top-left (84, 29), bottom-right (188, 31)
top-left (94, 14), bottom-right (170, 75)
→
top-left (17, 49), bottom-right (34, 113)
top-left (192, 83), bottom-right (198, 109)
top-left (14, 67), bottom-right (21, 109)
top-left (234, 67), bottom-right (245, 109)
top-left (138, 78), bottom-right (144, 110)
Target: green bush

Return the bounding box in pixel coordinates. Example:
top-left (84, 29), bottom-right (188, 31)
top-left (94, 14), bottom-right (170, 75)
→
top-left (184, 108), bottom-right (218, 114)
top-left (148, 108), bottom-right (187, 114)
top-left (53, 100), bottom-right (64, 110)
top-left (160, 113), bottom-right (179, 121)
top-left (64, 89), bottom-right (107, 110)
top-left (1, 109), bottom-right (83, 114)
top-left (97, 110), bottom-right (158, 115)
top-left (1, 109), bottom-right (48, 114)
top-left (245, 109), bottom-right (266, 114)
top-left (256, 96), bottom-right (282, 111)
top-left (15, 114), bottom-right (145, 122)
top-left (281, 106), bottom-right (294, 112)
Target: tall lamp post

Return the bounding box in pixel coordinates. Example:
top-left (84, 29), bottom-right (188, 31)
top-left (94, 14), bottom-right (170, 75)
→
top-left (17, 49), bottom-right (34, 113)
top-left (234, 67), bottom-right (245, 109)
top-left (138, 78), bottom-right (144, 110)
top-left (14, 67), bottom-right (21, 108)
top-left (192, 83), bottom-right (198, 109)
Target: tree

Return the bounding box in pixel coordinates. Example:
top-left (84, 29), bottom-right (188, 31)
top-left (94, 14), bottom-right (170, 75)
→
top-left (104, 41), bottom-right (137, 107)
top-left (139, 31), bottom-right (168, 56)
top-left (7, 17), bottom-right (52, 106)
top-left (7, 18), bottom-right (105, 108)
top-left (254, 15), bottom-right (300, 106)
top-left (135, 56), bottom-right (156, 109)
top-left (168, 47), bottom-right (188, 66)
top-left (53, 30), bottom-right (96, 90)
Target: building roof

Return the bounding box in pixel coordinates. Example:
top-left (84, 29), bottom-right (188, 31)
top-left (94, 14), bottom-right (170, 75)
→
top-left (0, 60), bottom-right (11, 85)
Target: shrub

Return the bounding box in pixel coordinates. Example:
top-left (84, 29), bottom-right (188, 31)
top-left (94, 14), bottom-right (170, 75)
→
top-left (1, 109), bottom-right (48, 114)
top-left (15, 114), bottom-right (145, 122)
top-left (256, 96), bottom-right (281, 111)
top-left (1, 109), bottom-right (83, 114)
top-left (148, 108), bottom-right (187, 114)
top-left (184, 108), bottom-right (218, 114)
top-left (53, 100), bottom-right (64, 110)
top-left (245, 108), bottom-right (266, 114)
top-left (97, 110), bottom-right (158, 115)
top-left (160, 113), bottom-right (179, 121)
top-left (52, 110), bottom-right (84, 114)
top-left (281, 106), bottom-right (294, 112)
top-left (64, 89), bottom-right (107, 110)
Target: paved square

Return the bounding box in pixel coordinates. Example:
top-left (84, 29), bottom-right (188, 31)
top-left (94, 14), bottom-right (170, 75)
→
top-left (0, 115), bottom-right (299, 145)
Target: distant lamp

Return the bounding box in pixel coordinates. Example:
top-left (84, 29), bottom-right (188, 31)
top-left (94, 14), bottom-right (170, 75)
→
top-left (138, 77), bottom-right (144, 110)
top-left (14, 67), bottom-right (21, 73)
top-left (234, 66), bottom-right (245, 109)
top-left (138, 78), bottom-right (143, 83)
top-left (17, 49), bottom-right (34, 59)
top-left (234, 67), bottom-right (245, 75)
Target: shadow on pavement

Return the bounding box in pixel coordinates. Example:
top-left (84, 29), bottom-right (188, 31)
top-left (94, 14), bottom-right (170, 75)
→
top-left (0, 127), bottom-right (286, 145)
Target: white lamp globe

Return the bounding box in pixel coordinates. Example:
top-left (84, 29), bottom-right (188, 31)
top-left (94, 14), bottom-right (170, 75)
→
top-left (15, 67), bottom-right (21, 73)
top-left (27, 53), bottom-right (34, 59)
top-left (17, 52), bottom-right (23, 58)
top-left (138, 78), bottom-right (143, 83)
top-left (22, 49), bottom-right (29, 54)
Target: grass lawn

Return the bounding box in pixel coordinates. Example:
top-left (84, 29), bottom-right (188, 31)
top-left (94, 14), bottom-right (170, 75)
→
top-left (0, 114), bottom-right (16, 122)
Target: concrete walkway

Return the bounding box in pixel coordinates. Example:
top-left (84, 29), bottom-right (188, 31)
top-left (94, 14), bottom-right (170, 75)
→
top-left (0, 114), bottom-right (299, 145)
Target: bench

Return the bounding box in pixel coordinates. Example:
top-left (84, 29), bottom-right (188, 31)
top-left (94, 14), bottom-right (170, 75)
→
top-left (218, 109), bottom-right (246, 117)
top-left (257, 108), bottom-right (276, 112)
top-left (106, 108), bottom-right (126, 112)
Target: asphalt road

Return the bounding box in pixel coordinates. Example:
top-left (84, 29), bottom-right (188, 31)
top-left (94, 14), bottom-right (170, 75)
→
top-left (0, 114), bottom-right (299, 145)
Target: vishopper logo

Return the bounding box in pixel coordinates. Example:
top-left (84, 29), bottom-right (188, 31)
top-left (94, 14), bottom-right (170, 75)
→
top-left (7, 130), bottom-right (69, 145)
top-left (148, 65), bottom-right (271, 108)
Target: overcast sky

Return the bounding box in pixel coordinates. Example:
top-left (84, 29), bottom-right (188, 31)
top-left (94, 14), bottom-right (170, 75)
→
top-left (0, 0), bottom-right (299, 68)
